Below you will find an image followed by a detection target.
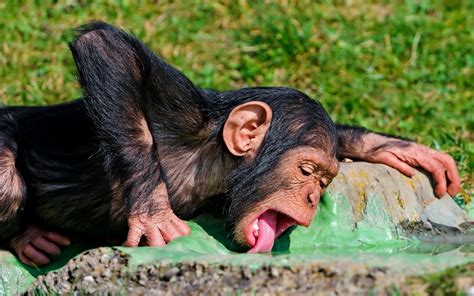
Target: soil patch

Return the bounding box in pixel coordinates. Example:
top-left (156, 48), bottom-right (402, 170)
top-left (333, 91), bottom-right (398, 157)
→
top-left (30, 248), bottom-right (403, 295)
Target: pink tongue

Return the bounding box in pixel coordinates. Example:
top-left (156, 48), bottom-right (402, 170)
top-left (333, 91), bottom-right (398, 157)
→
top-left (247, 211), bottom-right (277, 253)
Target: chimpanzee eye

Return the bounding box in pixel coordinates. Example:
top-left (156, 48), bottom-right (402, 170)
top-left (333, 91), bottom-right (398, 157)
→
top-left (299, 165), bottom-right (312, 176)
top-left (320, 179), bottom-right (329, 189)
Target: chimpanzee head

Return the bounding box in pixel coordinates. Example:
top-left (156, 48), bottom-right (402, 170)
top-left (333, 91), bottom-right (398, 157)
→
top-left (218, 87), bottom-right (339, 252)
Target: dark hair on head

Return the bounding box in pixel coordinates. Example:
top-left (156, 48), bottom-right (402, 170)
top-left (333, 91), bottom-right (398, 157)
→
top-left (210, 87), bottom-right (337, 231)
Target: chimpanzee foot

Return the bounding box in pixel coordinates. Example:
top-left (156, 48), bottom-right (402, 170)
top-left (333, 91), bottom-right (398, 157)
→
top-left (9, 225), bottom-right (71, 266)
top-left (123, 209), bottom-right (191, 247)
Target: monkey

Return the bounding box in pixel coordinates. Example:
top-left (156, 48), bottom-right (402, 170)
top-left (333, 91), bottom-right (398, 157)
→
top-left (0, 22), bottom-right (460, 266)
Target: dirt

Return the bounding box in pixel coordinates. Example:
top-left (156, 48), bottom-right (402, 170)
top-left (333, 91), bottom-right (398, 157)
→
top-left (29, 248), bottom-right (405, 295)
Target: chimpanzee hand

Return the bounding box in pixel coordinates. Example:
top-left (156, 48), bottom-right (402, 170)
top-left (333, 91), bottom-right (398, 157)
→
top-left (9, 225), bottom-right (71, 266)
top-left (124, 209), bottom-right (191, 247)
top-left (365, 141), bottom-right (461, 197)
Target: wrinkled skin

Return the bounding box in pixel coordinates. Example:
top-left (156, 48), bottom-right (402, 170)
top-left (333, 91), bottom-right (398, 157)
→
top-left (234, 147), bottom-right (339, 250)
top-left (125, 210), bottom-right (191, 247)
top-left (123, 183), bottom-right (191, 248)
top-left (354, 133), bottom-right (460, 198)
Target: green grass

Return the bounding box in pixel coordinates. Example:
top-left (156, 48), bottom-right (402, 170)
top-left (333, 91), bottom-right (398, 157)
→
top-left (403, 262), bottom-right (474, 294)
top-left (0, 0), bottom-right (472, 193)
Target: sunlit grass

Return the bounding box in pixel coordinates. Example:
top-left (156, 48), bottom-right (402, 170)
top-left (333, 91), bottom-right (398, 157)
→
top-left (0, 0), bottom-right (472, 193)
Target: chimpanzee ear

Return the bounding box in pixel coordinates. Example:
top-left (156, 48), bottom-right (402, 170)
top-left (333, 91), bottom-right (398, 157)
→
top-left (223, 101), bottom-right (273, 159)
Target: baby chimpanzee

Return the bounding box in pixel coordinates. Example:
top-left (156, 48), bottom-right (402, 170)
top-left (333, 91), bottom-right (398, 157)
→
top-left (0, 22), bottom-right (459, 266)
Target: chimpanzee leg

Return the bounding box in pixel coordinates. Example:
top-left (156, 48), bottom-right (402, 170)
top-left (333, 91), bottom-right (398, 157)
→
top-left (69, 23), bottom-right (191, 246)
top-left (0, 117), bottom-right (27, 242)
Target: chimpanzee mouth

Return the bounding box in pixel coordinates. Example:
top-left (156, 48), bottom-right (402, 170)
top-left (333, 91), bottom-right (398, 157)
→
top-left (245, 209), bottom-right (298, 253)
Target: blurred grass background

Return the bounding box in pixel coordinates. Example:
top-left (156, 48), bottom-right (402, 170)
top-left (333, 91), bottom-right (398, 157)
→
top-left (0, 0), bottom-right (472, 193)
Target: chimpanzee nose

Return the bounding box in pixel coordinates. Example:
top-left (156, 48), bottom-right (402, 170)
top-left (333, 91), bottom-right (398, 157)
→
top-left (306, 192), bottom-right (317, 208)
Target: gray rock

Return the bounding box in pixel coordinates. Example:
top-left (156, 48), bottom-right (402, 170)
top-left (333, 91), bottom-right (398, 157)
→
top-left (328, 162), bottom-right (473, 240)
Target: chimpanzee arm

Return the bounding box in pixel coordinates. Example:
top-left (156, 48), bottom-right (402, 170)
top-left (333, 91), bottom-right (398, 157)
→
top-left (69, 22), bottom-right (195, 246)
top-left (336, 124), bottom-right (460, 197)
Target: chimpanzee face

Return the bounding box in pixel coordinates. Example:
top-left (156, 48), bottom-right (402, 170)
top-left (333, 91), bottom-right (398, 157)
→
top-left (220, 93), bottom-right (338, 252)
top-left (231, 147), bottom-right (339, 252)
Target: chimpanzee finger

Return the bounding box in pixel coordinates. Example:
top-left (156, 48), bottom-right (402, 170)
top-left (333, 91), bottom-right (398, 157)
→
top-left (446, 170), bottom-right (461, 197)
top-left (43, 231), bottom-right (71, 246)
top-left (18, 252), bottom-right (35, 267)
top-left (171, 218), bottom-right (191, 236)
top-left (124, 227), bottom-right (144, 247)
top-left (31, 236), bottom-right (61, 256)
top-left (144, 227), bottom-right (166, 247)
top-left (378, 153), bottom-right (416, 177)
top-left (160, 223), bottom-right (182, 243)
top-left (436, 153), bottom-right (461, 197)
top-left (22, 244), bottom-right (50, 266)
top-left (426, 160), bottom-right (447, 198)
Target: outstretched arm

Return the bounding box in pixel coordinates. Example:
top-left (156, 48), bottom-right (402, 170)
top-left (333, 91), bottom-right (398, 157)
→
top-left (336, 124), bottom-right (461, 197)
